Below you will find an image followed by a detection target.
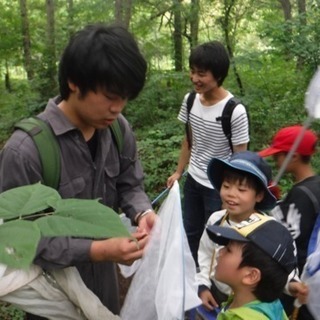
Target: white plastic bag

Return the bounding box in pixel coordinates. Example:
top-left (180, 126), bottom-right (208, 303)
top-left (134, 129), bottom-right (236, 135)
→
top-left (120, 181), bottom-right (201, 320)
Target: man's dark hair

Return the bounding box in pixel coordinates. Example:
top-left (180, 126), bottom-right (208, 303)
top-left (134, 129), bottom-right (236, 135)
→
top-left (189, 41), bottom-right (230, 86)
top-left (238, 242), bottom-right (288, 302)
top-left (58, 23), bottom-right (147, 100)
top-left (223, 168), bottom-right (265, 198)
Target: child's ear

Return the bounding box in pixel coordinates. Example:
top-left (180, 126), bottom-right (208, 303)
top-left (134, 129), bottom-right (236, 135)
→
top-left (291, 153), bottom-right (300, 163)
top-left (255, 191), bottom-right (264, 204)
top-left (242, 267), bottom-right (261, 286)
top-left (68, 81), bottom-right (78, 92)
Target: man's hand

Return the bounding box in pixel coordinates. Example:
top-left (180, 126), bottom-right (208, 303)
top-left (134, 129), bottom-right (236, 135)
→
top-left (90, 230), bottom-right (149, 265)
top-left (138, 211), bottom-right (157, 233)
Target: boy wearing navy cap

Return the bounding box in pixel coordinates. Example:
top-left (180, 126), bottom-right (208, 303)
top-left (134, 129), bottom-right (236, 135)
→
top-left (206, 213), bottom-right (296, 319)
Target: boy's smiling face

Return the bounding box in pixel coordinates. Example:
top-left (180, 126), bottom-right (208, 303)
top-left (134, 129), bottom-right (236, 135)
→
top-left (220, 178), bottom-right (264, 222)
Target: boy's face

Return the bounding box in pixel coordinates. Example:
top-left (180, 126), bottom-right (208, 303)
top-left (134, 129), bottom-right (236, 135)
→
top-left (273, 152), bottom-right (294, 173)
top-left (189, 67), bottom-right (218, 94)
top-left (215, 241), bottom-right (245, 287)
top-left (62, 82), bottom-right (128, 131)
top-left (220, 178), bottom-right (264, 222)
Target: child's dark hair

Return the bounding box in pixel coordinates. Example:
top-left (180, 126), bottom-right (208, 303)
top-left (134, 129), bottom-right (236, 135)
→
top-left (59, 23), bottom-right (147, 100)
top-left (189, 41), bottom-right (230, 86)
top-left (238, 242), bottom-right (288, 302)
top-left (223, 168), bottom-right (265, 197)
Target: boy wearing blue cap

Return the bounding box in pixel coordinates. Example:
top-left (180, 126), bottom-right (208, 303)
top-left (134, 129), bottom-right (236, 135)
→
top-left (206, 213), bottom-right (297, 319)
top-left (196, 151), bottom-right (278, 313)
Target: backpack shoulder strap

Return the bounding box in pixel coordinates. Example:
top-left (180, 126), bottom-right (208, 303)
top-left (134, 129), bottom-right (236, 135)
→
top-left (296, 185), bottom-right (320, 213)
top-left (297, 184), bottom-right (320, 270)
top-left (110, 119), bottom-right (124, 153)
top-left (186, 90), bottom-right (197, 117)
top-left (14, 117), bottom-right (61, 189)
top-left (185, 91), bottom-right (196, 149)
top-left (220, 97), bottom-right (241, 153)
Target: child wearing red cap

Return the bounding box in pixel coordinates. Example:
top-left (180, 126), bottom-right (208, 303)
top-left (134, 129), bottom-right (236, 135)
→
top-left (259, 125), bottom-right (320, 320)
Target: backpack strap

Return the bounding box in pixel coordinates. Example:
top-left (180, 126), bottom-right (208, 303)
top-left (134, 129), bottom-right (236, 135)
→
top-left (296, 185), bottom-right (320, 213)
top-left (14, 117), bottom-right (61, 189)
top-left (185, 90), bottom-right (197, 149)
top-left (14, 117), bottom-right (124, 190)
top-left (296, 185), bottom-right (320, 262)
top-left (216, 97), bottom-right (241, 153)
top-left (110, 119), bottom-right (124, 153)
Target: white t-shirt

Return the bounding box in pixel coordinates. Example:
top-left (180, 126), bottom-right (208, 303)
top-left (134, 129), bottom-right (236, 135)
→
top-left (178, 92), bottom-right (250, 188)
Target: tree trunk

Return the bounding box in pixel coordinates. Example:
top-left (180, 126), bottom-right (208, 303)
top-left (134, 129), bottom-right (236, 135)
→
top-left (221, 0), bottom-right (244, 95)
top-left (5, 60), bottom-right (12, 92)
top-left (277, 0), bottom-right (293, 61)
top-left (189, 0), bottom-right (199, 49)
top-left (43, 0), bottom-right (57, 97)
top-left (173, 0), bottom-right (183, 71)
top-left (19, 0), bottom-right (34, 80)
top-left (297, 0), bottom-right (306, 22)
top-left (278, 0), bottom-right (292, 20)
top-left (296, 0), bottom-right (306, 69)
top-left (114, 0), bottom-right (132, 29)
top-left (67, 0), bottom-right (74, 38)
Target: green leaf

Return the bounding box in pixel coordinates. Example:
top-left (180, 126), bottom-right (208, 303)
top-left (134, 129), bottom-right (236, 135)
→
top-left (36, 198), bottom-right (131, 238)
top-left (0, 183), bottom-right (61, 220)
top-left (0, 220), bottom-right (41, 269)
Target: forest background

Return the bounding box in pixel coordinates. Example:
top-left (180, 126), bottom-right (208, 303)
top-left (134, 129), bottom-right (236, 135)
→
top-left (1, 0), bottom-right (320, 318)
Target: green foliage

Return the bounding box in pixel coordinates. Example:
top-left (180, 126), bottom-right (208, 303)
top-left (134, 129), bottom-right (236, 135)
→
top-left (124, 70), bottom-right (191, 129)
top-left (259, 10), bottom-right (320, 70)
top-left (0, 183), bottom-right (131, 269)
top-left (0, 302), bottom-right (24, 320)
top-left (123, 71), bottom-right (192, 201)
top-left (228, 53), bottom-right (311, 151)
top-left (0, 81), bottom-right (40, 146)
top-left (137, 123), bottom-right (184, 201)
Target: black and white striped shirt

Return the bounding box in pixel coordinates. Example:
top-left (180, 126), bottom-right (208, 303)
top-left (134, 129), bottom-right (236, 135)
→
top-left (178, 92), bottom-right (249, 188)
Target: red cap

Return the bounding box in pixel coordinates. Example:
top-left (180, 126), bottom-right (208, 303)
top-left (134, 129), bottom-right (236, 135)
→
top-left (259, 125), bottom-right (317, 157)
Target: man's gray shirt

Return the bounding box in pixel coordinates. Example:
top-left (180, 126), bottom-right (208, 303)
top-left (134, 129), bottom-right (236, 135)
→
top-left (0, 97), bottom-right (152, 314)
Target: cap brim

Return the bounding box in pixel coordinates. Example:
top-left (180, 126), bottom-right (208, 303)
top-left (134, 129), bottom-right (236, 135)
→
top-left (207, 158), bottom-right (228, 191)
top-left (206, 224), bottom-right (249, 246)
top-left (258, 147), bottom-right (282, 158)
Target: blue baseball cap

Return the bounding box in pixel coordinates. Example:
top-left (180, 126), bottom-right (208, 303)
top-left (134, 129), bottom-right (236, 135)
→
top-left (207, 151), bottom-right (276, 211)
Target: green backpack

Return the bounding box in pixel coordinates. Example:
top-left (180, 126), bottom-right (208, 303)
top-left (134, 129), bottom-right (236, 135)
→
top-left (14, 117), bottom-right (124, 189)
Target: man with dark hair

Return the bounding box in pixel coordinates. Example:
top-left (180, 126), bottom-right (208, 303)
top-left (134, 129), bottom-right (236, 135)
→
top-left (167, 41), bottom-right (249, 266)
top-left (259, 125), bottom-right (320, 320)
top-left (0, 23), bottom-right (156, 319)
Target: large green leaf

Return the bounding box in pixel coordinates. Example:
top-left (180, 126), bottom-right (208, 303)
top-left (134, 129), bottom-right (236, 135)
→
top-left (36, 198), bottom-right (131, 238)
top-left (0, 220), bottom-right (41, 269)
top-left (0, 183), bottom-right (61, 220)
